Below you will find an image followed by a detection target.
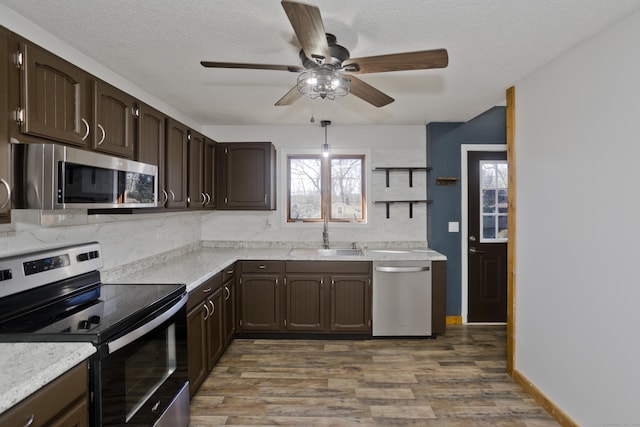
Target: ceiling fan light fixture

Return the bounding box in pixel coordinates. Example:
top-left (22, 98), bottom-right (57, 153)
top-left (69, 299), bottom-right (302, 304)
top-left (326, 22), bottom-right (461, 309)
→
top-left (297, 67), bottom-right (350, 100)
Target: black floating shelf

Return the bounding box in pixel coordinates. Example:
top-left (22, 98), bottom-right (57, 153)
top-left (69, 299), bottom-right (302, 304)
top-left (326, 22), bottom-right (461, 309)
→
top-left (373, 167), bottom-right (431, 188)
top-left (373, 200), bottom-right (433, 219)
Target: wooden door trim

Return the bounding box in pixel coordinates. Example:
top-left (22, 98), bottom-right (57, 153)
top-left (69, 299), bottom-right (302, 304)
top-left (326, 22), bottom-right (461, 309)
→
top-left (460, 144), bottom-right (507, 324)
top-left (506, 86), bottom-right (516, 376)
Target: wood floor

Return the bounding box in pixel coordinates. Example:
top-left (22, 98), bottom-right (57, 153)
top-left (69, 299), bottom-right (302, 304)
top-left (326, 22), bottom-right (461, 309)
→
top-left (189, 325), bottom-right (558, 426)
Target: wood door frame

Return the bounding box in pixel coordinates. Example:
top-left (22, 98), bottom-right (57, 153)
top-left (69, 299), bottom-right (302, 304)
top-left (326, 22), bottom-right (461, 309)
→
top-left (460, 144), bottom-right (507, 324)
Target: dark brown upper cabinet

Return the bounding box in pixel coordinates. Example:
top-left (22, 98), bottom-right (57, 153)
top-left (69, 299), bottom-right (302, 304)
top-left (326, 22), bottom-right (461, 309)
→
top-left (203, 138), bottom-right (216, 209)
top-left (165, 119), bottom-right (188, 208)
top-left (0, 27), bottom-right (11, 219)
top-left (12, 37), bottom-right (91, 148)
top-left (216, 142), bottom-right (276, 210)
top-left (187, 131), bottom-right (205, 209)
top-left (136, 102), bottom-right (166, 205)
top-left (92, 81), bottom-right (136, 158)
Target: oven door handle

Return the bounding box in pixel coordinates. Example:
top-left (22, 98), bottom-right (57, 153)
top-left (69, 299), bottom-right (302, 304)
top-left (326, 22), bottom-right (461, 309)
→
top-left (107, 293), bottom-right (187, 354)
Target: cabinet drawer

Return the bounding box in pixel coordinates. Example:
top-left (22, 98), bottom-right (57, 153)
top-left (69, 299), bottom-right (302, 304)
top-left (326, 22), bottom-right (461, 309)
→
top-left (222, 263), bottom-right (236, 283)
top-left (286, 261), bottom-right (371, 274)
top-left (0, 362), bottom-right (88, 427)
top-left (241, 260), bottom-right (284, 274)
top-left (188, 273), bottom-right (222, 311)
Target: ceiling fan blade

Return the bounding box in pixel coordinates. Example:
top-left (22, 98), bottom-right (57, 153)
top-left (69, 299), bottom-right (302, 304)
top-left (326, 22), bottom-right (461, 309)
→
top-left (200, 61), bottom-right (304, 72)
top-left (275, 85), bottom-right (303, 106)
top-left (346, 75), bottom-right (394, 107)
top-left (281, 0), bottom-right (331, 64)
top-left (343, 49), bottom-right (449, 74)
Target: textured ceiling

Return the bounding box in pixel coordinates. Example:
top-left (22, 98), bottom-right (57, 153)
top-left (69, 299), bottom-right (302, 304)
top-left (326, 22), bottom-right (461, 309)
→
top-left (2, 0), bottom-right (640, 126)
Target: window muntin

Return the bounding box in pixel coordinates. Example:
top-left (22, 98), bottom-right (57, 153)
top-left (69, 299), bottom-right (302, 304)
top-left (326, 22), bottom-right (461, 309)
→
top-left (480, 160), bottom-right (508, 242)
top-left (288, 155), bottom-right (365, 222)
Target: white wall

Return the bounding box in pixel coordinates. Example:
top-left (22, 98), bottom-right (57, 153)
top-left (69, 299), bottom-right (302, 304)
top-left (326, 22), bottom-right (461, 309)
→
top-left (200, 124), bottom-right (428, 246)
top-left (515, 9), bottom-right (640, 426)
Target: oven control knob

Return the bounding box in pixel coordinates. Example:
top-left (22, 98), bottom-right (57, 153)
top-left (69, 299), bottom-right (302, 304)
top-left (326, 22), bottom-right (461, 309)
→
top-left (89, 315), bottom-right (101, 325)
top-left (0, 269), bottom-right (12, 281)
top-left (78, 320), bottom-right (90, 330)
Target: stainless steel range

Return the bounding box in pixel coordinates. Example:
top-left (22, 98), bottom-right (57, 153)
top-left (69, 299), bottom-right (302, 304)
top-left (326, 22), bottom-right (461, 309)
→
top-left (0, 242), bottom-right (189, 427)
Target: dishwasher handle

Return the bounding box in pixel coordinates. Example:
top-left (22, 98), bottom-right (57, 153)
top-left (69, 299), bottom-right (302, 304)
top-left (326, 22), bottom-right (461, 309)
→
top-left (375, 266), bottom-right (430, 273)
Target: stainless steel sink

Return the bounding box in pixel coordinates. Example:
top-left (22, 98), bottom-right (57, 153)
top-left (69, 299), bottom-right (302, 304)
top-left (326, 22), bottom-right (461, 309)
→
top-left (317, 248), bottom-right (364, 257)
top-left (288, 248), bottom-right (365, 257)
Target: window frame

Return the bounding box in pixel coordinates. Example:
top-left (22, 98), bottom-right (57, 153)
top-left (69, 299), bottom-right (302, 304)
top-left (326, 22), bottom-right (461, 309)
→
top-left (286, 153), bottom-right (366, 223)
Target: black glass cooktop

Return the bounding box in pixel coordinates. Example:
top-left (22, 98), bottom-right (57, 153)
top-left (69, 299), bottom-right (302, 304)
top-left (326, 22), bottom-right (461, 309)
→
top-left (0, 281), bottom-right (185, 344)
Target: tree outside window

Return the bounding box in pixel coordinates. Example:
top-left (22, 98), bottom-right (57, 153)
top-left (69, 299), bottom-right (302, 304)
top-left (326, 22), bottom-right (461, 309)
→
top-left (288, 155), bottom-right (365, 222)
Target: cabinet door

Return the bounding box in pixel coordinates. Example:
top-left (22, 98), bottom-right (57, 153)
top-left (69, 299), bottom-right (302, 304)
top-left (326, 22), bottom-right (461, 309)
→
top-left (216, 142), bottom-right (276, 210)
top-left (0, 28), bottom-right (11, 218)
top-left (203, 138), bottom-right (216, 209)
top-left (330, 274), bottom-right (371, 332)
top-left (239, 273), bottom-right (282, 331)
top-left (187, 131), bottom-right (204, 208)
top-left (165, 119), bottom-right (188, 208)
top-left (285, 274), bottom-right (326, 332)
top-left (187, 303), bottom-right (207, 398)
top-left (136, 103), bottom-right (165, 205)
top-left (0, 362), bottom-right (88, 427)
top-left (222, 277), bottom-right (236, 347)
top-left (431, 260), bottom-right (446, 334)
top-left (92, 81), bottom-right (136, 157)
top-left (17, 40), bottom-right (90, 147)
top-left (206, 288), bottom-right (224, 369)
top-left (49, 393), bottom-right (88, 427)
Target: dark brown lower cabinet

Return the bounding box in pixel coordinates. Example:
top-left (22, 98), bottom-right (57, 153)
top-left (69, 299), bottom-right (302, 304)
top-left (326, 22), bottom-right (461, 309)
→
top-left (187, 274), bottom-right (223, 397)
top-left (329, 274), bottom-right (371, 333)
top-left (222, 264), bottom-right (237, 346)
top-left (238, 261), bottom-right (284, 332)
top-left (238, 261), bottom-right (372, 335)
top-left (285, 274), bottom-right (326, 332)
top-left (0, 362), bottom-right (89, 427)
top-left (431, 260), bottom-right (446, 334)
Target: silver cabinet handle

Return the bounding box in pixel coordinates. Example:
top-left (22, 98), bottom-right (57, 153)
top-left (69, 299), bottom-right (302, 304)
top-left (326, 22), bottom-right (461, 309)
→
top-left (97, 124), bottom-right (106, 145)
top-left (169, 190), bottom-right (175, 202)
top-left (202, 287), bottom-right (212, 294)
top-left (469, 247), bottom-right (486, 254)
top-left (203, 302), bottom-right (210, 320)
top-left (258, 265), bottom-right (266, 269)
top-left (151, 401), bottom-right (160, 412)
top-left (201, 192), bottom-right (207, 206)
top-left (374, 266), bottom-right (430, 273)
top-left (204, 193), bottom-right (211, 206)
top-left (224, 286), bottom-right (230, 301)
top-left (23, 414), bottom-right (35, 427)
top-left (0, 179), bottom-right (11, 209)
top-left (209, 300), bottom-right (215, 315)
top-left (81, 118), bottom-right (90, 141)
top-left (161, 190), bottom-right (168, 205)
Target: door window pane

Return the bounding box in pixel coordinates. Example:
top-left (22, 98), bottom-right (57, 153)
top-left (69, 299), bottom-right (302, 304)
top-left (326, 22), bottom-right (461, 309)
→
top-left (480, 160), bottom-right (508, 242)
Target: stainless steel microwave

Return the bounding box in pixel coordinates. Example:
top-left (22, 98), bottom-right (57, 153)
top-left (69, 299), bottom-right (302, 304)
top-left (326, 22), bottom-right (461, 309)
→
top-left (12, 143), bottom-right (158, 209)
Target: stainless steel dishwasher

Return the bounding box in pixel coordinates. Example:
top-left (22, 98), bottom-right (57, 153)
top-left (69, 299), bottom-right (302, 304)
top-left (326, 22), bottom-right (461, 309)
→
top-left (372, 260), bottom-right (432, 336)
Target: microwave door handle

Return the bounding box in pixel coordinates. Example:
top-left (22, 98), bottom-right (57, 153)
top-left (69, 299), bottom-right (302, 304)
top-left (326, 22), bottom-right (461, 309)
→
top-left (107, 293), bottom-right (187, 354)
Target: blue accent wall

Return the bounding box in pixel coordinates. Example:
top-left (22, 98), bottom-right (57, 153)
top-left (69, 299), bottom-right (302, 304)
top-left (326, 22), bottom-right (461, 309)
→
top-left (426, 106), bottom-right (506, 316)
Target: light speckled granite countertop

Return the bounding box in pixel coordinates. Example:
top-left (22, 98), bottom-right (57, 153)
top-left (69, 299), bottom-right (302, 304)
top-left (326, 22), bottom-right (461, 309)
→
top-left (0, 243), bottom-right (445, 415)
top-left (0, 342), bottom-right (96, 414)
top-left (103, 246), bottom-right (446, 292)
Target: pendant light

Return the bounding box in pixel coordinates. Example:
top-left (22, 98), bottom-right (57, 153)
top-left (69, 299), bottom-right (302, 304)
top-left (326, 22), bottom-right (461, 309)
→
top-left (321, 120), bottom-right (331, 158)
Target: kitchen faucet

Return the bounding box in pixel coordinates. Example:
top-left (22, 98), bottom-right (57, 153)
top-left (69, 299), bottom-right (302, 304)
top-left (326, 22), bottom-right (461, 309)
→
top-left (322, 204), bottom-right (329, 249)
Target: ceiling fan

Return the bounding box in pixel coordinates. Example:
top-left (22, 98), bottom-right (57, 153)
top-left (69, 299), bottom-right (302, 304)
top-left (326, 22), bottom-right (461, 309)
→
top-left (200, 0), bottom-right (448, 107)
